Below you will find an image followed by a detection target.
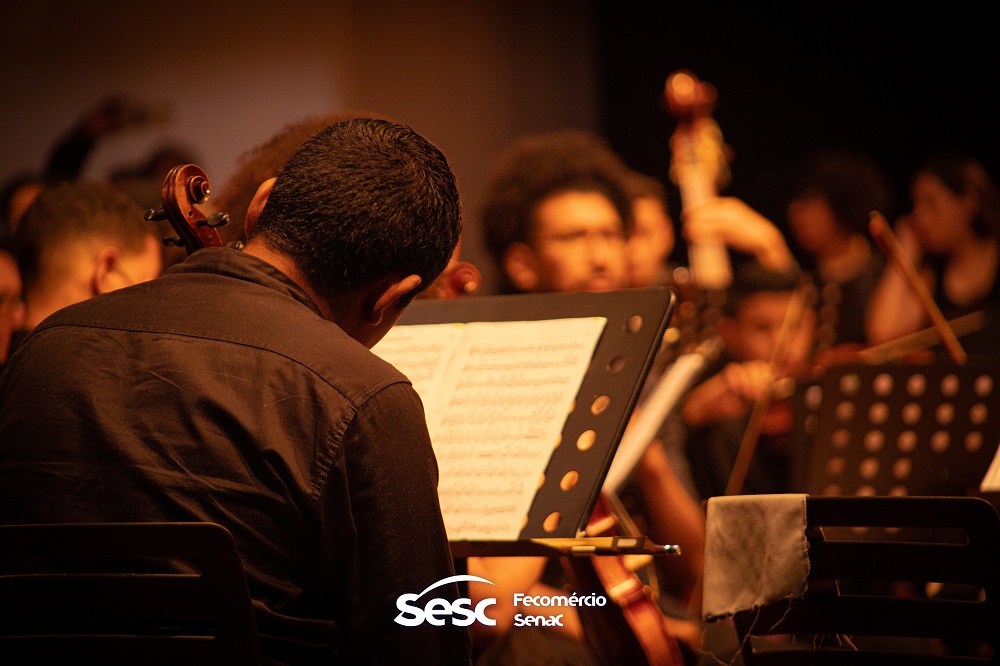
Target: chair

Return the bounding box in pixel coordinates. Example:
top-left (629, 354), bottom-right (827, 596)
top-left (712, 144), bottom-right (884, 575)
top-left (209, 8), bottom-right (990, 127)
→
top-left (732, 496), bottom-right (1000, 665)
top-left (0, 522), bottom-right (259, 665)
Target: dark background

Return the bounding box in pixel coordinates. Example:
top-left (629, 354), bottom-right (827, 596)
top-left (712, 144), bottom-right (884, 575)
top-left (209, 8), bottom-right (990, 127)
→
top-left (3, 2), bottom-right (997, 289)
top-left (595, 3), bottom-right (999, 261)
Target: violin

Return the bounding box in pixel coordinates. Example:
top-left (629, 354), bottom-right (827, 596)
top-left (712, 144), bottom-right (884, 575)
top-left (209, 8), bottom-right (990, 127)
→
top-left (145, 164), bottom-right (230, 255)
top-left (564, 491), bottom-right (689, 666)
top-left (725, 281), bottom-right (811, 495)
top-left (664, 70), bottom-right (732, 291)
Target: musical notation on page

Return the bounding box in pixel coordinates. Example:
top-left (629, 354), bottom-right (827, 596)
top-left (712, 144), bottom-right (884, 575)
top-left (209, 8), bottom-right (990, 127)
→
top-left (373, 317), bottom-right (606, 540)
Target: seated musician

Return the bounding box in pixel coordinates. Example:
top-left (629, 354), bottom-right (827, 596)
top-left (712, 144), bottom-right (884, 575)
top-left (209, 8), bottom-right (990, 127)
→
top-left (0, 118), bottom-right (471, 665)
top-left (624, 170), bottom-right (677, 289)
top-left (785, 151), bottom-right (892, 352)
top-left (476, 130), bottom-right (704, 664)
top-left (682, 260), bottom-right (816, 500)
top-left (7, 180), bottom-right (162, 355)
top-left (866, 151), bottom-right (1000, 354)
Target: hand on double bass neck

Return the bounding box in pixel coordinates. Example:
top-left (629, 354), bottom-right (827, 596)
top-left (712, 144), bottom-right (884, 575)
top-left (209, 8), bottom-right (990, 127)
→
top-left (665, 70), bottom-right (733, 290)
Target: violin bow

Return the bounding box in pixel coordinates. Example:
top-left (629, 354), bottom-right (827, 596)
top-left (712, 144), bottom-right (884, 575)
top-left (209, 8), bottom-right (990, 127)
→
top-left (724, 279), bottom-right (810, 497)
top-left (868, 211), bottom-right (967, 365)
top-left (856, 311), bottom-right (984, 365)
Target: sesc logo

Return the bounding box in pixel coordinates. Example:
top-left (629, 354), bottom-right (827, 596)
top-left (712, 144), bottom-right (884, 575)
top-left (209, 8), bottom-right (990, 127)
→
top-left (394, 574), bottom-right (497, 627)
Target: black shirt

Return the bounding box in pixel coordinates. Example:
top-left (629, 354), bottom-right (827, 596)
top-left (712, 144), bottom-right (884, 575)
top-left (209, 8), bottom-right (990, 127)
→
top-left (0, 248), bottom-right (471, 665)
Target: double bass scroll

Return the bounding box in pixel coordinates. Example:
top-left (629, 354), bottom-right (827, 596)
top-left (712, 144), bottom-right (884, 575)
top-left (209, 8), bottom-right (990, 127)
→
top-left (664, 70), bottom-right (733, 291)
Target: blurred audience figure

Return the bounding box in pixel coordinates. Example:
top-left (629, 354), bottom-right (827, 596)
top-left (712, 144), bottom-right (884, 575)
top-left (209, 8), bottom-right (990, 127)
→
top-left (13, 181), bottom-right (161, 343)
top-left (0, 235), bottom-right (25, 367)
top-left (785, 151), bottom-right (892, 352)
top-left (866, 152), bottom-right (1000, 352)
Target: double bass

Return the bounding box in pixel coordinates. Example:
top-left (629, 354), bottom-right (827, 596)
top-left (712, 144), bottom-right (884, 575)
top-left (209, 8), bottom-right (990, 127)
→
top-left (664, 70), bottom-right (732, 291)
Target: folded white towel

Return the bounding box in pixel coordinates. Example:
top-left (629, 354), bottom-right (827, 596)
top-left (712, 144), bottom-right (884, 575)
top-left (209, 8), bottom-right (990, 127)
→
top-left (702, 493), bottom-right (810, 620)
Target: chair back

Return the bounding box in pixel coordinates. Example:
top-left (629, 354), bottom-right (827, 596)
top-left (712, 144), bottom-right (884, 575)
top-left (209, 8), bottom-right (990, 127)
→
top-left (733, 496), bottom-right (1000, 665)
top-left (0, 522), bottom-right (259, 666)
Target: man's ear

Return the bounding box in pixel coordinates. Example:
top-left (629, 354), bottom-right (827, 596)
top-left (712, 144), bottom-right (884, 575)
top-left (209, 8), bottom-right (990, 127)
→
top-left (368, 274), bottom-right (423, 326)
top-left (245, 178), bottom-right (277, 237)
top-left (91, 246), bottom-right (121, 295)
top-left (503, 242), bottom-right (540, 292)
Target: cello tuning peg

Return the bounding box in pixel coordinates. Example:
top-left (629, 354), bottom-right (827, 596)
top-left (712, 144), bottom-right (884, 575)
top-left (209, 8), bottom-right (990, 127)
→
top-left (202, 212), bottom-right (230, 229)
top-left (145, 208), bottom-right (167, 222)
top-left (162, 236), bottom-right (182, 247)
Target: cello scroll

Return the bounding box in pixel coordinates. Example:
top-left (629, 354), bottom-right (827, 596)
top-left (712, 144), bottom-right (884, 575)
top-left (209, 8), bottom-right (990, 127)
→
top-left (145, 164), bottom-right (229, 255)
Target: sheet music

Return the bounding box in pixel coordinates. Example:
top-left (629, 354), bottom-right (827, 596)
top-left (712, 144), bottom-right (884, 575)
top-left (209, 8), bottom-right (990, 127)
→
top-left (371, 323), bottom-right (463, 408)
top-left (374, 317), bottom-right (607, 540)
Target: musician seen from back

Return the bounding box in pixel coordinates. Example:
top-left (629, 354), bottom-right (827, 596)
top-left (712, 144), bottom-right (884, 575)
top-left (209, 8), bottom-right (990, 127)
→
top-left (7, 180), bottom-right (162, 356)
top-left (0, 118), bottom-right (471, 665)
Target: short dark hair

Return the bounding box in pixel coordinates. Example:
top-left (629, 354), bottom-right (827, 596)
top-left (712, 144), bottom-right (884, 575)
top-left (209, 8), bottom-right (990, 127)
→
top-left (724, 260), bottom-right (803, 317)
top-left (481, 131), bottom-right (633, 289)
top-left (787, 151), bottom-right (892, 235)
top-left (214, 112), bottom-right (380, 233)
top-left (249, 118), bottom-right (461, 294)
top-left (15, 181), bottom-right (149, 288)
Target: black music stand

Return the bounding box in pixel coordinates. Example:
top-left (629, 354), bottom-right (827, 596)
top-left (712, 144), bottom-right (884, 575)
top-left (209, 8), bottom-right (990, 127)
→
top-left (796, 357), bottom-right (1000, 501)
top-left (396, 287), bottom-right (675, 553)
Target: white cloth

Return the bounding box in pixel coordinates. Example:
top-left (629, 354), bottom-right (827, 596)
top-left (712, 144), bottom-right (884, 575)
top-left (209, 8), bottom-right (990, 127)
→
top-left (702, 493), bottom-right (810, 620)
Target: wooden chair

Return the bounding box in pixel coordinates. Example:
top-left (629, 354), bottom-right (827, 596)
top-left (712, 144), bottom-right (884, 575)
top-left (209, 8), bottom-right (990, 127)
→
top-left (732, 496), bottom-right (1000, 665)
top-left (0, 522), bottom-right (259, 665)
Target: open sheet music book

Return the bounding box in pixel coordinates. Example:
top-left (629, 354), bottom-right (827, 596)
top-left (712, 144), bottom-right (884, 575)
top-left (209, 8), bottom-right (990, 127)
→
top-left (373, 318), bottom-right (607, 541)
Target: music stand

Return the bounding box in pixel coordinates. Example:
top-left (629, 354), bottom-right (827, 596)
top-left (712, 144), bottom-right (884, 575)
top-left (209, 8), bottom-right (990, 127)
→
top-left (396, 287), bottom-right (675, 552)
top-left (796, 358), bottom-right (1000, 501)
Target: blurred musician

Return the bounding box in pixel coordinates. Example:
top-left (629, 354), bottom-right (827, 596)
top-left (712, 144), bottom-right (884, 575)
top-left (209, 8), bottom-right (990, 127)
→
top-left (476, 130), bottom-right (704, 664)
top-left (682, 261), bottom-right (816, 500)
top-left (785, 151), bottom-right (892, 353)
top-left (867, 152), bottom-right (1000, 354)
top-left (11, 181), bottom-right (162, 344)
